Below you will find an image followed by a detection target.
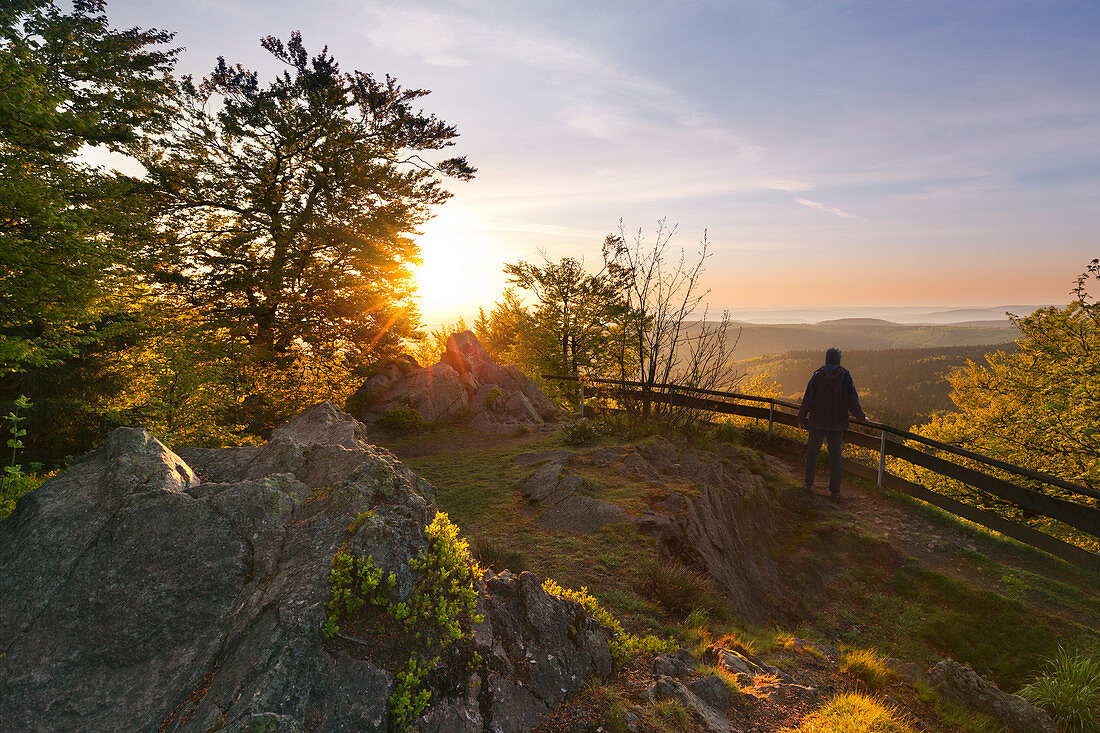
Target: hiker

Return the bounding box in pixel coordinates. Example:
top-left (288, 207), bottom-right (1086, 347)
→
top-left (797, 348), bottom-right (866, 500)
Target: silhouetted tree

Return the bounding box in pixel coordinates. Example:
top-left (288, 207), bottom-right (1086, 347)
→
top-left (146, 32), bottom-right (474, 365)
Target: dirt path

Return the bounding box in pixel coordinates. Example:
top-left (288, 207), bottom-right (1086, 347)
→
top-left (771, 449), bottom-right (1100, 629)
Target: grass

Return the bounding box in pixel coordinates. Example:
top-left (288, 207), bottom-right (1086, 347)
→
top-left (839, 648), bottom-right (891, 689)
top-left (780, 692), bottom-right (915, 733)
top-left (1018, 648), bottom-right (1100, 733)
top-left (641, 557), bottom-right (734, 622)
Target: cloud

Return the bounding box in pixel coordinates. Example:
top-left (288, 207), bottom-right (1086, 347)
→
top-left (795, 198), bottom-right (861, 219)
top-left (766, 179), bottom-right (815, 192)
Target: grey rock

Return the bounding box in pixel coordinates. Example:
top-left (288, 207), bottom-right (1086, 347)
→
top-left (930, 660), bottom-right (1056, 733)
top-left (645, 676), bottom-right (731, 733)
top-left (884, 657), bottom-right (930, 687)
top-left (688, 675), bottom-right (733, 711)
top-left (537, 495), bottom-right (638, 535)
top-left (0, 403), bottom-right (610, 733)
top-left (653, 652), bottom-right (695, 677)
top-left (659, 475), bottom-right (778, 625)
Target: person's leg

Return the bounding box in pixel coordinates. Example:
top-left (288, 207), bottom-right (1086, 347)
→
top-left (805, 427), bottom-right (824, 491)
top-left (826, 430), bottom-right (844, 495)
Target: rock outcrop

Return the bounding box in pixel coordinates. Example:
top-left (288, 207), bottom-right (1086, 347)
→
top-left (350, 331), bottom-right (560, 429)
top-left (517, 451), bottom-right (641, 535)
top-left (930, 660), bottom-right (1057, 733)
top-left (0, 403), bottom-right (609, 732)
top-left (588, 439), bottom-right (780, 625)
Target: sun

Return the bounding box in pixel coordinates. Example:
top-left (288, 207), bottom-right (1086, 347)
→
top-left (412, 210), bottom-right (505, 324)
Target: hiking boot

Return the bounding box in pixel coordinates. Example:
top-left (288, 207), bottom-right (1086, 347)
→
top-left (803, 484), bottom-right (814, 496)
top-left (828, 491), bottom-right (843, 503)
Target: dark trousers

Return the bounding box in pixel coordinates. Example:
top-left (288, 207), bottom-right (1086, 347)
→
top-left (805, 427), bottom-right (844, 493)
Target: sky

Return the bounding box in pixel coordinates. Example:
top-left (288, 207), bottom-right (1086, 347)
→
top-left (103, 0), bottom-right (1100, 322)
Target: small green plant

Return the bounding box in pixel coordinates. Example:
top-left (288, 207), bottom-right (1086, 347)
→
top-left (379, 405), bottom-right (425, 433)
top-left (389, 656), bottom-right (434, 730)
top-left (322, 512), bottom-right (483, 731)
top-left (322, 551), bottom-right (396, 638)
top-left (562, 418), bottom-right (601, 446)
top-left (1, 395), bottom-right (31, 497)
top-left (348, 510), bottom-right (375, 534)
top-left (542, 578), bottom-right (675, 663)
top-left (485, 386), bottom-right (504, 412)
top-left (1019, 648), bottom-right (1100, 733)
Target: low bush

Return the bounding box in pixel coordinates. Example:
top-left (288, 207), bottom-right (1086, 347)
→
top-left (563, 418), bottom-right (602, 446)
top-left (1019, 648), bottom-right (1100, 733)
top-left (379, 405), bottom-right (425, 433)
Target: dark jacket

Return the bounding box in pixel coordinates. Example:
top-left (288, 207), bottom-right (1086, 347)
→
top-left (797, 364), bottom-right (866, 431)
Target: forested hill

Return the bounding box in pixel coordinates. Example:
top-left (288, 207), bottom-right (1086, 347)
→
top-left (735, 342), bottom-right (1020, 429)
top-left (718, 318), bottom-right (1019, 361)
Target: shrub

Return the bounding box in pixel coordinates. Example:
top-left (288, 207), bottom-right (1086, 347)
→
top-left (379, 405), bottom-right (424, 433)
top-left (642, 557), bottom-right (732, 622)
top-left (1019, 648), bottom-right (1100, 733)
top-left (563, 418), bottom-right (601, 446)
top-left (781, 692), bottom-right (915, 733)
top-left (542, 578), bottom-right (675, 664)
top-left (470, 535), bottom-right (529, 573)
top-left (485, 386), bottom-right (504, 412)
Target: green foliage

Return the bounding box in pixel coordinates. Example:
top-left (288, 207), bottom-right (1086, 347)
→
top-left (542, 578), bottom-right (676, 664)
top-left (1, 395), bottom-right (30, 495)
top-left (321, 512), bottom-right (481, 731)
top-left (562, 418), bottom-right (603, 447)
top-left (904, 267), bottom-right (1100, 538)
top-left (0, 472), bottom-right (46, 520)
top-left (409, 512), bottom-right (484, 649)
top-left (501, 255), bottom-right (633, 385)
top-left (146, 32), bottom-right (472, 369)
top-left (1018, 648), bottom-right (1100, 733)
top-left (389, 656), bottom-right (434, 730)
top-left (485, 386), bottom-right (504, 412)
top-left (348, 510), bottom-right (375, 534)
top-left (839, 648), bottom-right (891, 689)
top-left (0, 0), bottom-right (177, 374)
top-left (322, 551), bottom-right (396, 638)
top-left (379, 406), bottom-right (425, 434)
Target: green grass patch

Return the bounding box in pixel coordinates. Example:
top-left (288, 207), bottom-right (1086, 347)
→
top-left (781, 692), bottom-right (915, 733)
top-left (1019, 648), bottom-right (1100, 733)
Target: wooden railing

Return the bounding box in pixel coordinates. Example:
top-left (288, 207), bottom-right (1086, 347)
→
top-left (543, 374), bottom-right (1100, 571)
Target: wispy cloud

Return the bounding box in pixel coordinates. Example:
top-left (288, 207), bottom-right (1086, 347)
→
top-left (795, 198), bottom-right (862, 219)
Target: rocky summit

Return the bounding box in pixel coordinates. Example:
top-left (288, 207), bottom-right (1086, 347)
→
top-left (349, 331), bottom-right (561, 429)
top-left (0, 403), bottom-right (608, 732)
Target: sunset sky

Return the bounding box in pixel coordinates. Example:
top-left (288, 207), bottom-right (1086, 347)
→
top-left (105, 0), bottom-right (1100, 322)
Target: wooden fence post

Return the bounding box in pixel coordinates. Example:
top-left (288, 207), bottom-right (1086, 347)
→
top-left (878, 430), bottom-right (887, 488)
top-left (768, 402), bottom-right (774, 438)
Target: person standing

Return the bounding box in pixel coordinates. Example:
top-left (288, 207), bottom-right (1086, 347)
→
top-left (797, 348), bottom-right (866, 500)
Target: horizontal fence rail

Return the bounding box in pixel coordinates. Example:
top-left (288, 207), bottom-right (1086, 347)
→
top-left (543, 373), bottom-right (1100, 571)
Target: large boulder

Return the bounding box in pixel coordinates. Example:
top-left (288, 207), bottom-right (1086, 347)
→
top-left (0, 403), bottom-right (610, 732)
top-left (352, 332), bottom-right (561, 430)
top-left (930, 660), bottom-right (1057, 733)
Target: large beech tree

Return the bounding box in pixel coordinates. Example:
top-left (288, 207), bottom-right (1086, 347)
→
top-left (147, 32), bottom-right (474, 364)
top-left (0, 0), bottom-right (176, 372)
